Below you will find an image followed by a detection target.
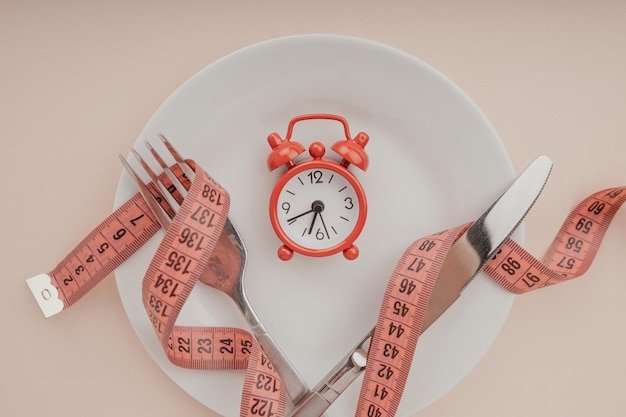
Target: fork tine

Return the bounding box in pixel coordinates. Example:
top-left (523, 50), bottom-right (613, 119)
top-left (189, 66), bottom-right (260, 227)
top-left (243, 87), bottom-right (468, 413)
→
top-left (145, 141), bottom-right (189, 199)
top-left (145, 140), bottom-right (169, 170)
top-left (130, 149), bottom-right (177, 218)
top-left (122, 136), bottom-right (197, 232)
top-left (158, 133), bottom-right (196, 181)
top-left (164, 166), bottom-right (189, 199)
top-left (131, 148), bottom-right (182, 211)
top-left (119, 155), bottom-right (172, 229)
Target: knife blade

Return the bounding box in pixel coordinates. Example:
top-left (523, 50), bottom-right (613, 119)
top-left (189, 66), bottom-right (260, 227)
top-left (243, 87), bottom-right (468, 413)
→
top-left (288, 155), bottom-right (553, 417)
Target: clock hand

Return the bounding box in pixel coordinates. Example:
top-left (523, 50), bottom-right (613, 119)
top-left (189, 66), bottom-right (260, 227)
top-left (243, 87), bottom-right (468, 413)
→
top-left (287, 208), bottom-right (314, 224)
top-left (307, 200), bottom-right (325, 235)
top-left (307, 212), bottom-right (319, 235)
top-left (318, 213), bottom-right (330, 239)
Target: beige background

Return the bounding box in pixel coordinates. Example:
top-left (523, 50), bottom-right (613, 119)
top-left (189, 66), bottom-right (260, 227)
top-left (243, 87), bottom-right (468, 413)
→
top-left (2, 1), bottom-right (625, 416)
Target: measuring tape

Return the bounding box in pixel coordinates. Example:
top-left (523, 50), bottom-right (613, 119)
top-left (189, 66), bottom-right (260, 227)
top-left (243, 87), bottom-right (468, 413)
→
top-left (25, 159), bottom-right (288, 415)
top-left (352, 186), bottom-right (626, 417)
top-left (484, 187), bottom-right (626, 293)
top-left (25, 165), bottom-right (201, 317)
top-left (354, 224), bottom-right (470, 417)
top-left (26, 159), bottom-right (625, 417)
top-left (26, 187), bottom-right (160, 317)
top-left (26, 164), bottom-right (254, 372)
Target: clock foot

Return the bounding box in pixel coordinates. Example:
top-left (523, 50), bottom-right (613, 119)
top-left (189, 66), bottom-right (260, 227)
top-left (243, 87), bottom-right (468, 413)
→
top-left (343, 245), bottom-right (359, 260)
top-left (277, 245), bottom-right (294, 261)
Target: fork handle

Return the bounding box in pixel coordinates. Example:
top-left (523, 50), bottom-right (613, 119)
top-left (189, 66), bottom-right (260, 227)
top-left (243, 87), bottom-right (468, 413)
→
top-left (251, 325), bottom-right (311, 405)
top-left (243, 305), bottom-right (330, 416)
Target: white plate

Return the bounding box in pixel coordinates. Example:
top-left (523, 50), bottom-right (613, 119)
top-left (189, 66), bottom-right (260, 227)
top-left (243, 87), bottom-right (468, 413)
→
top-left (114, 34), bottom-right (519, 417)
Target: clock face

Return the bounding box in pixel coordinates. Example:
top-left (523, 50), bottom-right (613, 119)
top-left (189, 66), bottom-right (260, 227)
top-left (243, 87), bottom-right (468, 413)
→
top-left (272, 165), bottom-right (364, 253)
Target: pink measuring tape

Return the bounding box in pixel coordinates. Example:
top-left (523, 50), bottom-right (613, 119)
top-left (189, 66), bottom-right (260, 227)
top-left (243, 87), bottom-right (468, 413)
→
top-left (26, 158), bottom-right (625, 417)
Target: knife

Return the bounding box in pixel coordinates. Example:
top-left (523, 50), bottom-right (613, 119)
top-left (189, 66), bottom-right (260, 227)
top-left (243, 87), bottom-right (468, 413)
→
top-left (288, 155), bottom-right (553, 417)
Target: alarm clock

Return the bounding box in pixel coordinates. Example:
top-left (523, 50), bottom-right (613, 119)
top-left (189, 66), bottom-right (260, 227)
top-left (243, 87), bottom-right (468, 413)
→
top-left (266, 114), bottom-right (369, 261)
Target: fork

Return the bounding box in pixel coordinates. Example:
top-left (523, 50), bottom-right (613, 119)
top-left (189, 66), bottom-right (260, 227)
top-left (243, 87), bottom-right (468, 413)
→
top-left (119, 135), bottom-right (311, 405)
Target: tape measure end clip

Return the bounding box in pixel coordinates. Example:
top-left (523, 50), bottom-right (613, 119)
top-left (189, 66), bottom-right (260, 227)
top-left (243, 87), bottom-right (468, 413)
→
top-left (26, 274), bottom-right (64, 318)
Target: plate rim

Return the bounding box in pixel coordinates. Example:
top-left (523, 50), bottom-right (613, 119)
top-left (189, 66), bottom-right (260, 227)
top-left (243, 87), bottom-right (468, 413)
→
top-left (113, 33), bottom-right (519, 416)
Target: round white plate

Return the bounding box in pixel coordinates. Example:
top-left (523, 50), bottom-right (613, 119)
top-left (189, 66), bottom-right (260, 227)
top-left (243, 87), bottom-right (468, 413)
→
top-left (114, 34), bottom-right (518, 417)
